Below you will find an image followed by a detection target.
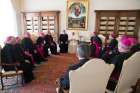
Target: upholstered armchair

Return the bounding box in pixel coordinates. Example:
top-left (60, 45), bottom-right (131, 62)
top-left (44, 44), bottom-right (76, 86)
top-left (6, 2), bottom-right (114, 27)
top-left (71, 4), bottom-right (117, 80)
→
top-left (69, 58), bottom-right (114, 93)
top-left (106, 52), bottom-right (140, 93)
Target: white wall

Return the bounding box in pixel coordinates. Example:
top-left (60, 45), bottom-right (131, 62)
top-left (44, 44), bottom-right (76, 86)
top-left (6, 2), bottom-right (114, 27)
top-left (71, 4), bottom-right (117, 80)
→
top-left (11, 0), bottom-right (22, 35)
top-left (21, 0), bottom-right (140, 41)
top-left (0, 0), bottom-right (19, 46)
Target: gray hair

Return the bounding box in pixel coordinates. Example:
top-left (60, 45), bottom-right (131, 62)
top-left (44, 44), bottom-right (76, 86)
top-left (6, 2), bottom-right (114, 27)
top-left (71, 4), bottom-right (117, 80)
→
top-left (77, 43), bottom-right (90, 59)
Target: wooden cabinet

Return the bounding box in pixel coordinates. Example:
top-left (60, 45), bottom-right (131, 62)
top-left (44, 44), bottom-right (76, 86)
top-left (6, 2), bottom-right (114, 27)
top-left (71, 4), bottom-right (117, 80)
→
top-left (24, 12), bottom-right (40, 33)
top-left (95, 10), bottom-right (140, 38)
top-left (21, 11), bottom-right (60, 41)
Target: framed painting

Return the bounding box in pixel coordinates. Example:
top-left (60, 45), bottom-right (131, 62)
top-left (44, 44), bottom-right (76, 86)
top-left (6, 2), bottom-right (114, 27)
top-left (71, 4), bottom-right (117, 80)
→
top-left (66, 0), bottom-right (88, 30)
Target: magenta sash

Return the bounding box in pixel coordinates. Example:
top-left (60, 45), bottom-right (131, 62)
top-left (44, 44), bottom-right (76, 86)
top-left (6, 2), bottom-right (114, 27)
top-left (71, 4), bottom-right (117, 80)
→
top-left (92, 41), bottom-right (100, 57)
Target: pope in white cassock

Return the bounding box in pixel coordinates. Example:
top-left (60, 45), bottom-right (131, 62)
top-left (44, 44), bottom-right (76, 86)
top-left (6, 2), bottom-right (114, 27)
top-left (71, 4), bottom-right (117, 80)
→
top-left (68, 32), bottom-right (79, 54)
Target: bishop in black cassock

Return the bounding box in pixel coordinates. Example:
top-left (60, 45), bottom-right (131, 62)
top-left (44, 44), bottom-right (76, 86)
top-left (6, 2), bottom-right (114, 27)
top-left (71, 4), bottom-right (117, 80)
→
top-left (59, 30), bottom-right (68, 53)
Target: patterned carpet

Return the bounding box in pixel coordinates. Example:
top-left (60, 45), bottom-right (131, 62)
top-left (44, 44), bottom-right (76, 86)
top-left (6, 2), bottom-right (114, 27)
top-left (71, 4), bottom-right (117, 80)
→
top-left (0, 53), bottom-right (77, 93)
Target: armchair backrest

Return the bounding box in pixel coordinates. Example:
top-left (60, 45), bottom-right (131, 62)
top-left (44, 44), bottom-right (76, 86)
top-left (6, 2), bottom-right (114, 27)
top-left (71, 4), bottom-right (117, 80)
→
top-left (69, 58), bottom-right (114, 93)
top-left (115, 51), bottom-right (140, 93)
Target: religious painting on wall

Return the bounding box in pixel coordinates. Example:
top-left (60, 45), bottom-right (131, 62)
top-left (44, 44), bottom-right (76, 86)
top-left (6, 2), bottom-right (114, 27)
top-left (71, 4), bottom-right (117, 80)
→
top-left (66, 0), bottom-right (88, 30)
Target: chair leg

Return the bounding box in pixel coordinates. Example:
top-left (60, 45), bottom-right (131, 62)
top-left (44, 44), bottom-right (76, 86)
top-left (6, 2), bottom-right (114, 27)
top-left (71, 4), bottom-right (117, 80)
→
top-left (21, 74), bottom-right (24, 85)
top-left (1, 77), bottom-right (4, 90)
top-left (17, 75), bottom-right (19, 85)
top-left (17, 74), bottom-right (24, 86)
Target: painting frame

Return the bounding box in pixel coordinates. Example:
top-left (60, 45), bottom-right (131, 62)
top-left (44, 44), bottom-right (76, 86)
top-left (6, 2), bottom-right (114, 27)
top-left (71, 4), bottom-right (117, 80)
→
top-left (66, 0), bottom-right (88, 30)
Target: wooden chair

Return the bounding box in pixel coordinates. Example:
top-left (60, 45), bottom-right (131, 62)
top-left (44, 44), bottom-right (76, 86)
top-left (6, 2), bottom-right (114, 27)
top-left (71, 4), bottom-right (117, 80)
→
top-left (0, 63), bottom-right (23, 90)
top-left (68, 58), bottom-right (114, 93)
top-left (106, 52), bottom-right (140, 93)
